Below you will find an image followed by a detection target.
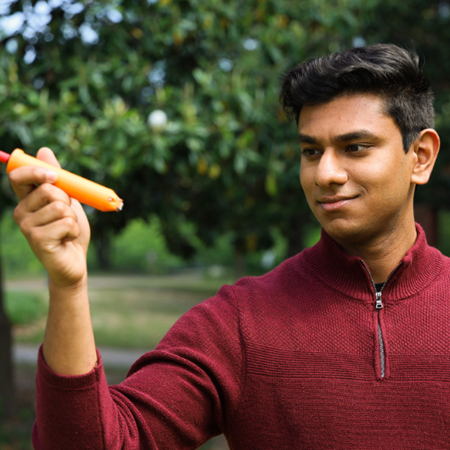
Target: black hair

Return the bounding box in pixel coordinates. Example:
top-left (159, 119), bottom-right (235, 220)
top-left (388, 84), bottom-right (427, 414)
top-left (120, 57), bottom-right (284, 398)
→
top-left (279, 44), bottom-right (435, 151)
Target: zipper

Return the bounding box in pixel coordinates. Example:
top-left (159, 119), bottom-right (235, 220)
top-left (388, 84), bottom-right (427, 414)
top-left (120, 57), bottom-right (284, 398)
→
top-left (375, 291), bottom-right (386, 378)
top-left (361, 261), bottom-right (402, 380)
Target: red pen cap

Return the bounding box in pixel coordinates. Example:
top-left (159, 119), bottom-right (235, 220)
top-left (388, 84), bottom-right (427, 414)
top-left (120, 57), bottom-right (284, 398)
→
top-left (0, 150), bottom-right (10, 164)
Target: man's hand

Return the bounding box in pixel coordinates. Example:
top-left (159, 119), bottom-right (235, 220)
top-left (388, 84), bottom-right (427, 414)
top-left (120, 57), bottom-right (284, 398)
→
top-left (9, 147), bottom-right (90, 288)
top-left (8, 147), bottom-right (96, 375)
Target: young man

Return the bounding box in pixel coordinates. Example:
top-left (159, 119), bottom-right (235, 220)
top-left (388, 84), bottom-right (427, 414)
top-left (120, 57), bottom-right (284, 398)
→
top-left (10, 44), bottom-right (447, 449)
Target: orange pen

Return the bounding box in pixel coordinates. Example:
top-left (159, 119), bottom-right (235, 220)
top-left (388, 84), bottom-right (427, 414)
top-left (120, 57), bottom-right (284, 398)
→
top-left (0, 149), bottom-right (123, 212)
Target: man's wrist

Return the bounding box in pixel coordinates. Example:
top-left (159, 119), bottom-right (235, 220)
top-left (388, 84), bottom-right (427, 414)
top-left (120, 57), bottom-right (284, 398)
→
top-left (48, 273), bottom-right (88, 299)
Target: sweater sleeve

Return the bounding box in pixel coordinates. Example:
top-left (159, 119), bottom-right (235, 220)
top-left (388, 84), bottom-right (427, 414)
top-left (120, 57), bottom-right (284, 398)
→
top-left (32, 284), bottom-right (245, 450)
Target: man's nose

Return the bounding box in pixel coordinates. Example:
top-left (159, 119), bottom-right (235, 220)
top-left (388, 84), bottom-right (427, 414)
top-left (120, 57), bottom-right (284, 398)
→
top-left (314, 150), bottom-right (348, 187)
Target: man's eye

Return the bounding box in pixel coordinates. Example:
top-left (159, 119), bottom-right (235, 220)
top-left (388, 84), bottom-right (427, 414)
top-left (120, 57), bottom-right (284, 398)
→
top-left (301, 148), bottom-right (320, 157)
top-left (346, 144), bottom-right (368, 152)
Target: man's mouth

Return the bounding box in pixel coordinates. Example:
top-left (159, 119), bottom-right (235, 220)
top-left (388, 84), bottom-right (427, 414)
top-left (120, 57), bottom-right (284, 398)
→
top-left (317, 195), bottom-right (358, 211)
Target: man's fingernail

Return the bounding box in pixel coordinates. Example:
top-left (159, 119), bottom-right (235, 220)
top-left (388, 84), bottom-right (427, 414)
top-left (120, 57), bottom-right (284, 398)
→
top-left (45, 170), bottom-right (58, 182)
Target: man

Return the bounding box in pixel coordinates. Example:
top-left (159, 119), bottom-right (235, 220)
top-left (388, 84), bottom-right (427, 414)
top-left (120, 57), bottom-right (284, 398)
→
top-left (9, 43), bottom-right (447, 449)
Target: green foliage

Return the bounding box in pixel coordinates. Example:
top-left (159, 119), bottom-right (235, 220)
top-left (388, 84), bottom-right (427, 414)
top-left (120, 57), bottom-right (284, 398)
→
top-left (0, 209), bottom-right (45, 278)
top-left (0, 0), bottom-right (448, 263)
top-left (438, 210), bottom-right (450, 257)
top-left (0, 0), bottom-right (375, 263)
top-left (1, 205), bottom-right (294, 279)
top-left (90, 217), bottom-right (187, 273)
top-left (90, 215), bottom-right (292, 275)
top-left (5, 290), bottom-right (47, 325)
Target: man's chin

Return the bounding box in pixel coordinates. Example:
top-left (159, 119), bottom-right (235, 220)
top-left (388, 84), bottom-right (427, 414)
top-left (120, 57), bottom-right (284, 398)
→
top-left (321, 220), bottom-right (367, 245)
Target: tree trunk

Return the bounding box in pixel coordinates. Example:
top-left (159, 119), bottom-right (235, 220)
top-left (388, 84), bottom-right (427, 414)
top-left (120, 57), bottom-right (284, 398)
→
top-left (414, 204), bottom-right (438, 247)
top-left (94, 232), bottom-right (112, 270)
top-left (286, 212), bottom-right (306, 258)
top-left (0, 250), bottom-right (15, 418)
top-left (234, 250), bottom-right (246, 280)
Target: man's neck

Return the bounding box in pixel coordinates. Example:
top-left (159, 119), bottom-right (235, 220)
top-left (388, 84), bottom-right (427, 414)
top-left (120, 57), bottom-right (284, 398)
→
top-left (335, 221), bottom-right (418, 284)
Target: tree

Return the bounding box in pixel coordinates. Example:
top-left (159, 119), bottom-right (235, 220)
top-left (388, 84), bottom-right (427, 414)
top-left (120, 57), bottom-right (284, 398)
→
top-left (0, 0), bottom-right (381, 258)
top-left (0, 0), bottom-right (381, 415)
top-left (0, 49), bottom-right (43, 416)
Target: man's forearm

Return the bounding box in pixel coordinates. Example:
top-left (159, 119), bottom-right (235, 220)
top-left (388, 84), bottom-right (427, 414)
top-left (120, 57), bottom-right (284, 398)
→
top-left (43, 276), bottom-right (97, 375)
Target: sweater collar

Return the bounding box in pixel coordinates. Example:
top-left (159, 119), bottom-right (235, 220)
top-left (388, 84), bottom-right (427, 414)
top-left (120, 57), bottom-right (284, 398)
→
top-left (303, 223), bottom-right (444, 302)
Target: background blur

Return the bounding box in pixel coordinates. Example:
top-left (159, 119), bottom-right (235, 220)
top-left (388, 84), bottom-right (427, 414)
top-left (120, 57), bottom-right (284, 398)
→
top-left (1, 0), bottom-right (450, 448)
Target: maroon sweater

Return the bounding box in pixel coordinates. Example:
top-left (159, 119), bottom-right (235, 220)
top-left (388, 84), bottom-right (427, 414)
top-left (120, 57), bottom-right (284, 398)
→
top-left (33, 225), bottom-right (450, 449)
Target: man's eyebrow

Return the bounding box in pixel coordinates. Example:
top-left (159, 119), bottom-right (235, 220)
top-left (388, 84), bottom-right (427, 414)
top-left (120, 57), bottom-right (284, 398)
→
top-left (297, 130), bottom-right (378, 145)
top-left (334, 130), bottom-right (378, 143)
top-left (297, 133), bottom-right (318, 144)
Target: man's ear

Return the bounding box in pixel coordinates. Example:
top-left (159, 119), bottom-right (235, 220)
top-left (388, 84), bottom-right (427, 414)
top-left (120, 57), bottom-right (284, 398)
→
top-left (411, 128), bottom-right (440, 185)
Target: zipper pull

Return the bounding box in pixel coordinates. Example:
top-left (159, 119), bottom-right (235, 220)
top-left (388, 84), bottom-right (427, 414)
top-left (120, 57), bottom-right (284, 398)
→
top-left (375, 291), bottom-right (383, 309)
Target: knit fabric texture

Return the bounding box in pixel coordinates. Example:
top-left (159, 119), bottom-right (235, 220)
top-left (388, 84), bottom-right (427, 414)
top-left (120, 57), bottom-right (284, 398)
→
top-left (32, 224), bottom-right (450, 449)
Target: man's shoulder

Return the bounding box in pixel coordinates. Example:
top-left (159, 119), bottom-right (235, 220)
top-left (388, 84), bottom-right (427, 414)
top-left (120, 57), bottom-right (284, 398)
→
top-left (430, 245), bottom-right (450, 276)
top-left (213, 249), bottom-right (312, 311)
top-left (236, 250), bottom-right (305, 287)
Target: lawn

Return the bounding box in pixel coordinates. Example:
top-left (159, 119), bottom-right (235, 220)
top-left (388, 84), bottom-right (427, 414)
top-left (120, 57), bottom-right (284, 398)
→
top-left (7, 271), bottom-right (233, 349)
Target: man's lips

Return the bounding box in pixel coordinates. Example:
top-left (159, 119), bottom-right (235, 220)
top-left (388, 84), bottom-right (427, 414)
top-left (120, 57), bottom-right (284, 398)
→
top-left (317, 195), bottom-right (358, 211)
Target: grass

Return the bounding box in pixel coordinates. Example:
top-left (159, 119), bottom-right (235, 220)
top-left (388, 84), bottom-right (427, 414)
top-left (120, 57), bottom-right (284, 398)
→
top-left (89, 273), bottom-right (233, 349)
top-left (89, 288), bottom-right (199, 349)
top-left (7, 272), bottom-right (234, 349)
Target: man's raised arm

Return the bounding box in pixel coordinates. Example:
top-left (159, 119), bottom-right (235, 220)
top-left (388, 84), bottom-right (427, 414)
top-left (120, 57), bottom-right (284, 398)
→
top-left (8, 147), bottom-right (97, 375)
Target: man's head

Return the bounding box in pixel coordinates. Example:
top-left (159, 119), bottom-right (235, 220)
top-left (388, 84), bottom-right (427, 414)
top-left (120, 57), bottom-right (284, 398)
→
top-left (281, 44), bottom-right (440, 252)
top-left (280, 44), bottom-right (434, 152)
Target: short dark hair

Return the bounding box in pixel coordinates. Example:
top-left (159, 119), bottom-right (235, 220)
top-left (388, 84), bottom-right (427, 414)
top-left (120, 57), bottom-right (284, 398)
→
top-left (279, 44), bottom-right (435, 151)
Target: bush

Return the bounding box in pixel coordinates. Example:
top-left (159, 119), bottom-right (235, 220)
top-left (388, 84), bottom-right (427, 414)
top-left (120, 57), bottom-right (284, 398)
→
top-left (0, 210), bottom-right (45, 278)
top-left (87, 217), bottom-right (187, 273)
top-left (1, 207), bottom-right (321, 280)
top-left (5, 291), bottom-right (47, 325)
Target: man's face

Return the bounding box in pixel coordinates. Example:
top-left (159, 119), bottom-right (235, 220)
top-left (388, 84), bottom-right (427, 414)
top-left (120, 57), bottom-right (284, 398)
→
top-left (299, 94), bottom-right (418, 246)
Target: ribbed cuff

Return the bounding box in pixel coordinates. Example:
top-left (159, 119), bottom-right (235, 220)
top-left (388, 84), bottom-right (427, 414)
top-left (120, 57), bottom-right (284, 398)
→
top-left (37, 344), bottom-right (103, 389)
